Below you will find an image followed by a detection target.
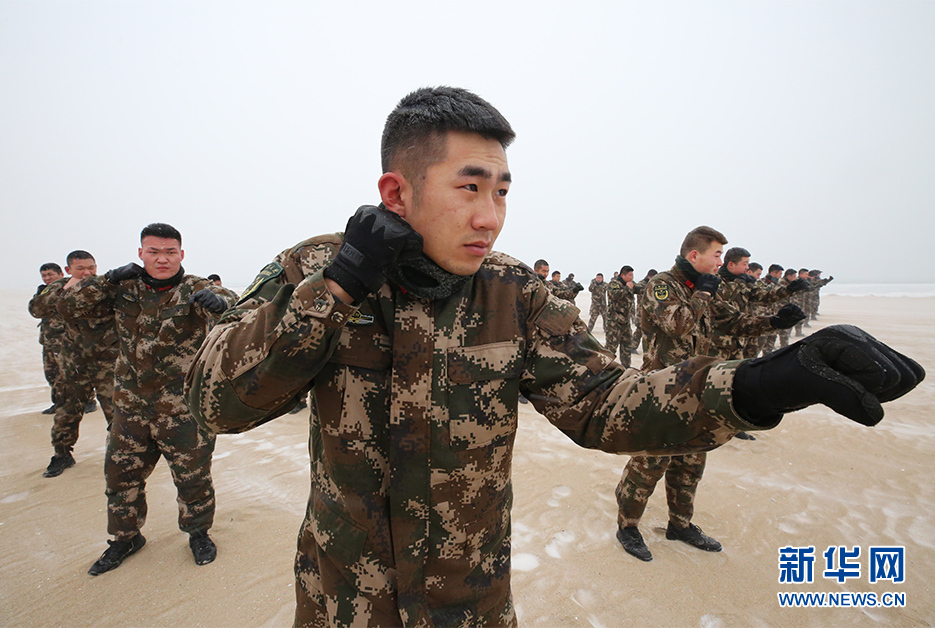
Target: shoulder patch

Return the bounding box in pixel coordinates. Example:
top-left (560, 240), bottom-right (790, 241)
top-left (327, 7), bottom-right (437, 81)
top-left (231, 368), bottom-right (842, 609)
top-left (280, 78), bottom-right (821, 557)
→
top-left (238, 262), bottom-right (284, 304)
top-left (653, 283), bottom-right (670, 301)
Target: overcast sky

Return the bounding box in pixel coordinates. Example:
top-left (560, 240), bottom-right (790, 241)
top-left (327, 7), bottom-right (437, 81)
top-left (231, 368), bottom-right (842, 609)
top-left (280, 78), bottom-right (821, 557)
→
top-left (3, 1), bottom-right (933, 289)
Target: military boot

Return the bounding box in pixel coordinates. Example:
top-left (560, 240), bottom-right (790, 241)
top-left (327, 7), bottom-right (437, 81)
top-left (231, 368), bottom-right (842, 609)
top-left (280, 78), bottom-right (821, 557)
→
top-left (616, 526), bottom-right (652, 562)
top-left (42, 453), bottom-right (75, 478)
top-left (189, 530), bottom-right (217, 565)
top-left (88, 534), bottom-right (146, 575)
top-left (666, 523), bottom-right (722, 552)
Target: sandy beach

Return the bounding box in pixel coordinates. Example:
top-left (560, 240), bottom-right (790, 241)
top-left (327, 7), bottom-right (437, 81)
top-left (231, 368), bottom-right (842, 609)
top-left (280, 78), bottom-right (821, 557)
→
top-left (1, 288), bottom-right (932, 627)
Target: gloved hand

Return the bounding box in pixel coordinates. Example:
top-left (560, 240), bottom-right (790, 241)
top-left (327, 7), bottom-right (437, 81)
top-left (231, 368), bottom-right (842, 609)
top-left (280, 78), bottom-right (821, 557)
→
top-left (770, 304), bottom-right (806, 329)
top-left (733, 325), bottom-right (924, 427)
top-left (323, 205), bottom-right (423, 303)
top-left (787, 278), bottom-right (809, 293)
top-left (106, 263), bottom-right (144, 284)
top-left (189, 289), bottom-right (228, 313)
top-left (37, 284), bottom-right (47, 294)
top-left (694, 273), bottom-right (721, 295)
top-left (737, 273), bottom-right (756, 284)
top-left (827, 276), bottom-right (834, 282)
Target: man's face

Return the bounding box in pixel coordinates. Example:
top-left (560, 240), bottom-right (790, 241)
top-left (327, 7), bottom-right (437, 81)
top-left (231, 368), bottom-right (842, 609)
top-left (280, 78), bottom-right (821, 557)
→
top-left (621, 271), bottom-right (634, 283)
top-left (40, 269), bottom-right (63, 284)
top-left (400, 132), bottom-right (510, 276)
top-left (688, 242), bottom-right (723, 275)
top-left (535, 264), bottom-right (549, 280)
top-left (65, 258), bottom-right (97, 279)
top-left (551, 272), bottom-right (561, 282)
top-left (727, 257), bottom-right (749, 276)
top-left (770, 269), bottom-right (782, 279)
top-left (748, 268), bottom-right (762, 280)
top-left (595, 274), bottom-right (603, 283)
top-left (799, 271), bottom-right (809, 279)
top-left (139, 236), bottom-right (184, 280)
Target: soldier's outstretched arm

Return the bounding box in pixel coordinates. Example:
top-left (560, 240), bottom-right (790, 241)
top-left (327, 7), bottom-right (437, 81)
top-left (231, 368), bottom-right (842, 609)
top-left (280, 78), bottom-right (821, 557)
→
top-left (28, 279), bottom-right (65, 319)
top-left (56, 275), bottom-right (117, 319)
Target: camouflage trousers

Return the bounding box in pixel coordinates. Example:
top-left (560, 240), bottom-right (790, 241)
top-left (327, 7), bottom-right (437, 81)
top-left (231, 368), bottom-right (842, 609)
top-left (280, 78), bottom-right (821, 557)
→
top-left (105, 406), bottom-right (216, 540)
top-left (615, 453), bottom-right (707, 530)
top-left (742, 338), bottom-right (761, 359)
top-left (41, 339), bottom-right (64, 407)
top-left (587, 303), bottom-right (605, 332)
top-left (51, 350), bottom-right (116, 455)
top-left (758, 332), bottom-right (778, 356)
top-left (604, 316), bottom-right (633, 368)
top-left (778, 328), bottom-right (792, 347)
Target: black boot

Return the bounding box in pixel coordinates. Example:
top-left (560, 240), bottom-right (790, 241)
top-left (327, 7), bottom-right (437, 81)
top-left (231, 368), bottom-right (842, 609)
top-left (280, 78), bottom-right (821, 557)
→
top-left (41, 404), bottom-right (57, 415)
top-left (666, 523), bottom-right (722, 552)
top-left (88, 534), bottom-right (146, 575)
top-left (616, 526), bottom-right (652, 562)
top-left (734, 431), bottom-right (757, 441)
top-left (43, 453), bottom-right (75, 478)
top-left (189, 530), bottom-right (217, 565)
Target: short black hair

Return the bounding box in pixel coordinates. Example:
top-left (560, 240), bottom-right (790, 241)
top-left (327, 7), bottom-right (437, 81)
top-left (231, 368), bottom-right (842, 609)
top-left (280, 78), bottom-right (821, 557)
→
top-left (620, 265), bottom-right (634, 275)
top-left (66, 250), bottom-right (94, 266)
top-left (784, 268), bottom-right (798, 279)
top-left (381, 87), bottom-right (515, 199)
top-left (141, 222), bottom-right (182, 245)
top-left (724, 247), bottom-right (751, 265)
top-left (207, 274), bottom-right (221, 282)
top-left (768, 264), bottom-right (784, 274)
top-left (799, 268), bottom-right (809, 274)
top-left (680, 226), bottom-right (727, 258)
top-left (40, 262), bottom-right (63, 274)
top-left (748, 262), bottom-right (763, 272)
top-left (534, 259), bottom-right (549, 270)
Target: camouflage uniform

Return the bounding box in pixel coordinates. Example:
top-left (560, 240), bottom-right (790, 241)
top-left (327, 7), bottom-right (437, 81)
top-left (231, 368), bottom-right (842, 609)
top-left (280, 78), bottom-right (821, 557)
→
top-left (30, 278), bottom-right (119, 456)
top-left (631, 278), bottom-right (650, 353)
top-left (791, 279), bottom-right (810, 336)
top-left (586, 278), bottom-right (607, 331)
top-left (752, 276), bottom-right (782, 357)
top-left (60, 273), bottom-right (234, 540)
top-left (28, 284), bottom-right (67, 407)
top-left (549, 279), bottom-right (577, 303)
top-left (708, 271), bottom-right (789, 361)
top-left (186, 233), bottom-right (767, 628)
top-left (778, 278), bottom-right (797, 347)
top-left (604, 276), bottom-right (635, 367)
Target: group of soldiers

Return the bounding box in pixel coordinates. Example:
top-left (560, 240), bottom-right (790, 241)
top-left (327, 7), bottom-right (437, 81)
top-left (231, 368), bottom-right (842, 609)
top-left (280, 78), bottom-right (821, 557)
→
top-left (28, 227), bottom-right (237, 576)
top-left (535, 234), bottom-right (835, 562)
top-left (22, 87), bottom-right (922, 628)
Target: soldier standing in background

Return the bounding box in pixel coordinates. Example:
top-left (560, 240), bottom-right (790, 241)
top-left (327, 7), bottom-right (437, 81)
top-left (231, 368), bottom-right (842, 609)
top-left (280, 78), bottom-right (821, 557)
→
top-left (60, 223), bottom-right (236, 576)
top-left (587, 272), bottom-right (607, 332)
top-left (185, 87), bottom-right (923, 627)
top-left (605, 265), bottom-right (636, 367)
top-left (32, 250), bottom-right (118, 478)
top-left (755, 264), bottom-right (786, 356)
top-left (808, 269), bottom-right (834, 319)
top-left (631, 268), bottom-right (656, 354)
top-left (28, 262), bottom-right (66, 414)
top-left (793, 268), bottom-right (811, 335)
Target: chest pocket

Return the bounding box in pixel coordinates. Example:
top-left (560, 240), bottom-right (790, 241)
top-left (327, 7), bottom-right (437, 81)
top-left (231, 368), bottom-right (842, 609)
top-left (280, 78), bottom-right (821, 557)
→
top-left (447, 340), bottom-right (524, 451)
top-left (161, 303), bottom-right (191, 319)
top-left (320, 328), bottom-right (392, 440)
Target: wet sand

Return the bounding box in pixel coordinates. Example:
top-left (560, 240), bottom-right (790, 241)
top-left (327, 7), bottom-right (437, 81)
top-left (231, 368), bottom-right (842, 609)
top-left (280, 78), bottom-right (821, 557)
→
top-left (1, 289), bottom-right (932, 627)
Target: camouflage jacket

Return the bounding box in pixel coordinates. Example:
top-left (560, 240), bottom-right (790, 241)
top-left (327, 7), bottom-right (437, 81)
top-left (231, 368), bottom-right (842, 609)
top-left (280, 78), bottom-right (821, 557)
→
top-left (588, 278), bottom-right (607, 308)
top-left (549, 279), bottom-right (577, 303)
top-left (186, 233), bottom-right (768, 628)
top-left (31, 277), bottom-right (119, 359)
top-left (59, 274), bottom-right (234, 414)
top-left (28, 283), bottom-right (66, 346)
top-left (639, 265), bottom-right (714, 370)
top-left (707, 274), bottom-right (788, 359)
top-left (605, 276), bottom-right (634, 323)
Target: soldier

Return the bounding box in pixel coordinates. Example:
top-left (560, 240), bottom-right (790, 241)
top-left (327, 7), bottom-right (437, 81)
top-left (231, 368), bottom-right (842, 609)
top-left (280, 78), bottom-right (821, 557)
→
top-left (533, 259), bottom-right (549, 281)
top-left (59, 224), bottom-right (236, 576)
top-left (587, 273), bottom-right (607, 331)
top-left (185, 87), bottom-right (922, 627)
top-left (793, 268), bottom-right (812, 335)
top-left (777, 268), bottom-right (801, 347)
top-left (28, 262), bottom-right (66, 414)
top-left (708, 247), bottom-right (806, 363)
top-left (631, 268), bottom-right (656, 354)
top-left (808, 269), bottom-right (834, 319)
top-left (549, 270), bottom-right (578, 302)
top-left (605, 265), bottom-right (636, 367)
top-left (755, 264), bottom-right (786, 356)
top-left (564, 273), bottom-right (585, 302)
top-left (32, 250), bottom-right (118, 478)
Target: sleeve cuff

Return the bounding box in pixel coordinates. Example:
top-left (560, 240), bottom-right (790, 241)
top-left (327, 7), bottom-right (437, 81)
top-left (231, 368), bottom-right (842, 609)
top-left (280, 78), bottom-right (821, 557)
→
top-left (702, 360), bottom-right (783, 432)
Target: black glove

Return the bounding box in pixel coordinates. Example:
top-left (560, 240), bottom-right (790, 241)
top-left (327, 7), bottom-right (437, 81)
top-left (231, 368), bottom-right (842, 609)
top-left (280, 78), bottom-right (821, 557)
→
top-left (37, 284), bottom-right (47, 294)
top-left (827, 276), bottom-right (834, 282)
top-left (323, 205), bottom-right (423, 303)
top-left (694, 273), bottom-right (721, 295)
top-left (770, 304), bottom-right (806, 329)
top-left (106, 263), bottom-right (144, 284)
top-left (189, 289), bottom-right (228, 313)
top-left (786, 278), bottom-right (809, 293)
top-left (733, 325), bottom-right (924, 427)
top-left (737, 273), bottom-right (756, 284)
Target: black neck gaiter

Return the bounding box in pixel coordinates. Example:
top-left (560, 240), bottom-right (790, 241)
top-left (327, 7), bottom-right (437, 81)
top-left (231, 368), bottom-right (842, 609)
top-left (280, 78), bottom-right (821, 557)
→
top-left (386, 255), bottom-right (471, 301)
top-left (142, 267), bottom-right (184, 290)
top-left (674, 256), bottom-right (701, 284)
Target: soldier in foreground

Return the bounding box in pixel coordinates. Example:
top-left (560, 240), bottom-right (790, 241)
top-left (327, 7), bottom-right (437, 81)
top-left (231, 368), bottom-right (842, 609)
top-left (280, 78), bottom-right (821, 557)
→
top-left (186, 87), bottom-right (923, 628)
top-left (31, 250), bottom-right (118, 478)
top-left (59, 223), bottom-right (235, 575)
top-left (28, 262), bottom-right (66, 414)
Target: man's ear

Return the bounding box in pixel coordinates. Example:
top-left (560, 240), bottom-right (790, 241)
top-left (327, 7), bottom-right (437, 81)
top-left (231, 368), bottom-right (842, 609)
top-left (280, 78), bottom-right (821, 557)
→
top-left (686, 250), bottom-right (699, 264)
top-left (378, 171), bottom-right (411, 217)
top-left (138, 248), bottom-right (144, 261)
